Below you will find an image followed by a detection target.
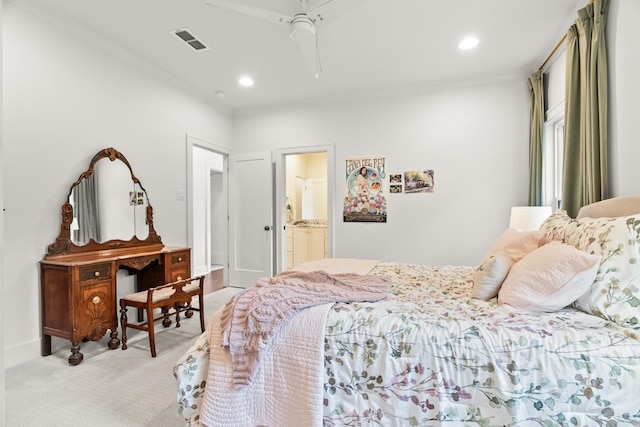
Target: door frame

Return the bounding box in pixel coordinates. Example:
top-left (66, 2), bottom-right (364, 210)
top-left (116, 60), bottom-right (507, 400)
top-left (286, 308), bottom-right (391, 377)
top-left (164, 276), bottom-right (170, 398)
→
top-left (186, 134), bottom-right (230, 285)
top-left (274, 144), bottom-right (335, 274)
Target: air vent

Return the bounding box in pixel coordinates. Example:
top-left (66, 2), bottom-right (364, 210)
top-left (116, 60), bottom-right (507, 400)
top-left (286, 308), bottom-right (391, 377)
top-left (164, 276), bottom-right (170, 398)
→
top-left (172, 28), bottom-right (210, 51)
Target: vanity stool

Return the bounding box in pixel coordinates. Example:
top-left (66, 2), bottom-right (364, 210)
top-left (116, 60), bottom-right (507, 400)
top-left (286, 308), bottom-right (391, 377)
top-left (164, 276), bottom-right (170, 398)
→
top-left (119, 275), bottom-right (205, 357)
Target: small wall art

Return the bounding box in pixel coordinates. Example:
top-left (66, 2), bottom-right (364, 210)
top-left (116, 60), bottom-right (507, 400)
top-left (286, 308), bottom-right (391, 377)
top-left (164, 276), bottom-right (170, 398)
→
top-left (389, 173), bottom-right (402, 193)
top-left (404, 170), bottom-right (434, 193)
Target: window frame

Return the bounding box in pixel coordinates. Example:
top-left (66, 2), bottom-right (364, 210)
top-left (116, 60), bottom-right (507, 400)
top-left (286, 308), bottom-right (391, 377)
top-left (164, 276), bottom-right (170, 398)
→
top-left (543, 101), bottom-right (565, 210)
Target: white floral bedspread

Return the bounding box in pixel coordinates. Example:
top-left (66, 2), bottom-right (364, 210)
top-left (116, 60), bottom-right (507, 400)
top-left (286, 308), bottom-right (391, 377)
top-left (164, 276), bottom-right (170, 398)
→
top-left (175, 262), bottom-right (640, 426)
top-left (323, 262), bottom-right (640, 426)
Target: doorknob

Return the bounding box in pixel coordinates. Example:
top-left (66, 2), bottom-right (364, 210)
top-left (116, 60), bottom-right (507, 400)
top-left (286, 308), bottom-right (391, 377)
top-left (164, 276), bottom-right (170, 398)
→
top-left (264, 225), bottom-right (271, 231)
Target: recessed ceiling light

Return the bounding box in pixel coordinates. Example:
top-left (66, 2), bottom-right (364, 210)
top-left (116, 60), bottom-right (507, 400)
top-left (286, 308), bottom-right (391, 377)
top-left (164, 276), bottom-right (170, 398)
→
top-left (239, 76), bottom-right (254, 87)
top-left (459, 37), bottom-right (479, 50)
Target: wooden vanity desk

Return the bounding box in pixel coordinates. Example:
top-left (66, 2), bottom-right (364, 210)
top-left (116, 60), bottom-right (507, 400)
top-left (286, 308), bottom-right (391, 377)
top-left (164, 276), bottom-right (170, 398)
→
top-left (40, 147), bottom-right (191, 365)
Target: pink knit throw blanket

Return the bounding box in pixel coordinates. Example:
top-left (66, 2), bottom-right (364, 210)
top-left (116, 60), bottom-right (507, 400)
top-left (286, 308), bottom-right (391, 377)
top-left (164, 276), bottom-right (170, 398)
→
top-left (219, 270), bottom-right (392, 388)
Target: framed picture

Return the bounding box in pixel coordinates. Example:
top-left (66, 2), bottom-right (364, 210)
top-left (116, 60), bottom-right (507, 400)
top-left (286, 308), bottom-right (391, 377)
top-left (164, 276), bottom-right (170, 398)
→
top-left (404, 170), bottom-right (434, 193)
top-left (344, 156), bottom-right (387, 222)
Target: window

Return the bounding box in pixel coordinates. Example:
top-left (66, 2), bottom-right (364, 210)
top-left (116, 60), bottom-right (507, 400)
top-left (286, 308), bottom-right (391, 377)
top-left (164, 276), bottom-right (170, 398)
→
top-left (552, 121), bottom-right (564, 209)
top-left (543, 102), bottom-right (564, 210)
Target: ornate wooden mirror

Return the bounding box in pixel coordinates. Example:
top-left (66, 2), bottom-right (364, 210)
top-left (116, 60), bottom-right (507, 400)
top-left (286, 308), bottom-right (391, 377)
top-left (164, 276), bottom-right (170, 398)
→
top-left (46, 147), bottom-right (162, 257)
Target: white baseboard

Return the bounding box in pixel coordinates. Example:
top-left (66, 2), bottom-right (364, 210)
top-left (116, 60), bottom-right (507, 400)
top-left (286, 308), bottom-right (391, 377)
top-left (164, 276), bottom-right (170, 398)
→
top-left (5, 338), bottom-right (42, 369)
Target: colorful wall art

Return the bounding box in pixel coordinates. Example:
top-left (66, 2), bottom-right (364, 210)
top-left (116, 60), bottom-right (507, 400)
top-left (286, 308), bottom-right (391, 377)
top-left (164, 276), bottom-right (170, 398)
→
top-left (344, 156), bottom-right (387, 222)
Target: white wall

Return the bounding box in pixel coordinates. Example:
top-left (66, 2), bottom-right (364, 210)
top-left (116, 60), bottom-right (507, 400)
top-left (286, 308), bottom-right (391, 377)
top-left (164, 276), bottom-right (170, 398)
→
top-left (607, 0), bottom-right (640, 197)
top-left (235, 79), bottom-right (531, 266)
top-left (1, 0), bottom-right (6, 422)
top-left (2, 2), bottom-right (232, 367)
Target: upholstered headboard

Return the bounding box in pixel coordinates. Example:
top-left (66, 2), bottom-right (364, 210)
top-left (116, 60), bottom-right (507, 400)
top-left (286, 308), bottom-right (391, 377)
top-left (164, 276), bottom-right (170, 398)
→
top-left (576, 195), bottom-right (640, 219)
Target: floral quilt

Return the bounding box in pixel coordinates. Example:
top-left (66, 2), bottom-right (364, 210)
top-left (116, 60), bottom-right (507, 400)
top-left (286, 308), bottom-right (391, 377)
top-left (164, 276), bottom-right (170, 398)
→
top-left (323, 262), bottom-right (640, 426)
top-left (175, 262), bottom-right (640, 426)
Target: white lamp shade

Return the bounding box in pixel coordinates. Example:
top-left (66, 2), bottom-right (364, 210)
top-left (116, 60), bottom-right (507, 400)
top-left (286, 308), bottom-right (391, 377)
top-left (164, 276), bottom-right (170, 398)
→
top-left (509, 206), bottom-right (552, 231)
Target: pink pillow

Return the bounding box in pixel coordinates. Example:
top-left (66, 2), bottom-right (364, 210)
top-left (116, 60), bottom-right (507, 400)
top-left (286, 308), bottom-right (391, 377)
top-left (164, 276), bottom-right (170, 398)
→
top-left (480, 228), bottom-right (546, 265)
top-left (498, 241), bottom-right (601, 312)
top-left (480, 228), bottom-right (546, 270)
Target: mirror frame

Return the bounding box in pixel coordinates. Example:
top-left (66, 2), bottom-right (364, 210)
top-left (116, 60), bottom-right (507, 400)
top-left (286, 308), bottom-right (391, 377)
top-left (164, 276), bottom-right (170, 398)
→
top-left (46, 147), bottom-right (163, 257)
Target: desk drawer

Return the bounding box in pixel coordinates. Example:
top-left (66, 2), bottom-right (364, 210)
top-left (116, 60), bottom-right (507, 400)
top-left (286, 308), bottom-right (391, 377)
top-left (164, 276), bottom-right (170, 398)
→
top-left (169, 268), bottom-right (189, 282)
top-left (169, 251), bottom-right (189, 267)
top-left (79, 263), bottom-right (112, 282)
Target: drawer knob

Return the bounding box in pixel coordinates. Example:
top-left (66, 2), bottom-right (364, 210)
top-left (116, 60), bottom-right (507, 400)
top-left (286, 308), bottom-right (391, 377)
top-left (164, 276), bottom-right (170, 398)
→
top-left (177, 257), bottom-right (183, 262)
top-left (94, 271), bottom-right (100, 277)
top-left (92, 296), bottom-right (101, 304)
top-left (176, 276), bottom-right (183, 281)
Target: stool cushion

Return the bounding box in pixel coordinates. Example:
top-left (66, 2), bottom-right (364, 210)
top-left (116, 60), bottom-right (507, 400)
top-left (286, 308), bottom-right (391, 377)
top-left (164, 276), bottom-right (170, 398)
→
top-left (122, 283), bottom-right (200, 303)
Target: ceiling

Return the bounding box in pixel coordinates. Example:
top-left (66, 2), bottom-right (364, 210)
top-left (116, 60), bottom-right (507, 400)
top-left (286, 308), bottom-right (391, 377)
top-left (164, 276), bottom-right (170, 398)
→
top-left (15, 0), bottom-right (583, 112)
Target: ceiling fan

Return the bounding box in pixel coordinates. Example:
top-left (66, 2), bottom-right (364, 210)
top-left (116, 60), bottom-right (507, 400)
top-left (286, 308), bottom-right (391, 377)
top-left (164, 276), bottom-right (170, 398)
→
top-left (205, 0), bottom-right (335, 77)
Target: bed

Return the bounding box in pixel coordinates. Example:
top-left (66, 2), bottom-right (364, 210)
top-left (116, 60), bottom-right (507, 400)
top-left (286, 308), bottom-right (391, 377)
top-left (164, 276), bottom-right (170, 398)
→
top-left (174, 196), bottom-right (640, 426)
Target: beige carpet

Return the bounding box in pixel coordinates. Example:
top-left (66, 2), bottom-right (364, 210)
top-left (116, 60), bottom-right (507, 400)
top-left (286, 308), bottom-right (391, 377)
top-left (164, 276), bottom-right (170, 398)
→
top-left (5, 287), bottom-right (242, 427)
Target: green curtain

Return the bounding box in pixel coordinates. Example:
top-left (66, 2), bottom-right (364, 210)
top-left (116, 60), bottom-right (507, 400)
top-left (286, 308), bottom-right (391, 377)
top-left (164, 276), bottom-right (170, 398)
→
top-left (562, 0), bottom-right (609, 217)
top-left (528, 70), bottom-right (545, 206)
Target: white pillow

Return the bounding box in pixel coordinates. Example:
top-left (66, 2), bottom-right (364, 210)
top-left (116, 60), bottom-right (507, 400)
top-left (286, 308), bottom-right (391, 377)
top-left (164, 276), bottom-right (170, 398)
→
top-left (471, 252), bottom-right (513, 301)
top-left (498, 241), bottom-right (601, 313)
top-left (562, 214), bottom-right (640, 328)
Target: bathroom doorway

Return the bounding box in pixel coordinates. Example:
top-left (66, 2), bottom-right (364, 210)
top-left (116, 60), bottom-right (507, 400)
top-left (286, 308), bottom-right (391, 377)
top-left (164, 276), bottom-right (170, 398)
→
top-left (282, 151), bottom-right (330, 271)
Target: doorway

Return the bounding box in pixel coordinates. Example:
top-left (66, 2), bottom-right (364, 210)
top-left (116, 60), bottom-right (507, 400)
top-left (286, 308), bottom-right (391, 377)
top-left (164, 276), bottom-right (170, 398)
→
top-left (187, 135), bottom-right (229, 293)
top-left (275, 145), bottom-right (335, 273)
top-left (208, 169), bottom-right (225, 292)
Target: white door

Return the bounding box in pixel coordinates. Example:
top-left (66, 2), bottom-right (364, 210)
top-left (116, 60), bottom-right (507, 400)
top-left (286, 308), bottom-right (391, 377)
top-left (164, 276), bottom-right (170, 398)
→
top-left (229, 151), bottom-right (273, 287)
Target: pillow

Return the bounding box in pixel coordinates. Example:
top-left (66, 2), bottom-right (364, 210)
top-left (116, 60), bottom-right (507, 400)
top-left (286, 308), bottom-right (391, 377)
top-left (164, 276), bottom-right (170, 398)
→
top-left (471, 252), bottom-right (513, 301)
top-left (562, 214), bottom-right (640, 328)
top-left (480, 228), bottom-right (546, 265)
top-left (498, 241), bottom-right (600, 313)
top-left (539, 209), bottom-right (572, 243)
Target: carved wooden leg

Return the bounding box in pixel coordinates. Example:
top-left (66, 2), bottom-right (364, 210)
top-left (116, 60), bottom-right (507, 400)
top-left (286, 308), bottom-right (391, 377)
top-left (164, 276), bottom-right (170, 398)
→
top-left (120, 305), bottom-right (129, 351)
top-left (162, 306), bottom-right (172, 327)
top-left (68, 342), bottom-right (84, 365)
top-left (108, 329), bottom-right (120, 350)
top-left (175, 303), bottom-right (182, 328)
top-left (185, 303), bottom-right (194, 318)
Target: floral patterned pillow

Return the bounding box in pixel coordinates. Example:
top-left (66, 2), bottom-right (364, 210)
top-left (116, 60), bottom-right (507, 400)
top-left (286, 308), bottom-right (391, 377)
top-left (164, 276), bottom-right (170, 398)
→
top-left (539, 209), bottom-right (573, 243)
top-left (562, 214), bottom-right (640, 328)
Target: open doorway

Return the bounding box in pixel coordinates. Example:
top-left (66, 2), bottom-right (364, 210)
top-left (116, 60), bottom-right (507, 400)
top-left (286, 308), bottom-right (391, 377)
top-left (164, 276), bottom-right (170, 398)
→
top-left (275, 145), bottom-right (334, 273)
top-left (209, 169), bottom-right (225, 291)
top-left (187, 135), bottom-right (229, 293)
top-left (284, 153), bottom-right (328, 270)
